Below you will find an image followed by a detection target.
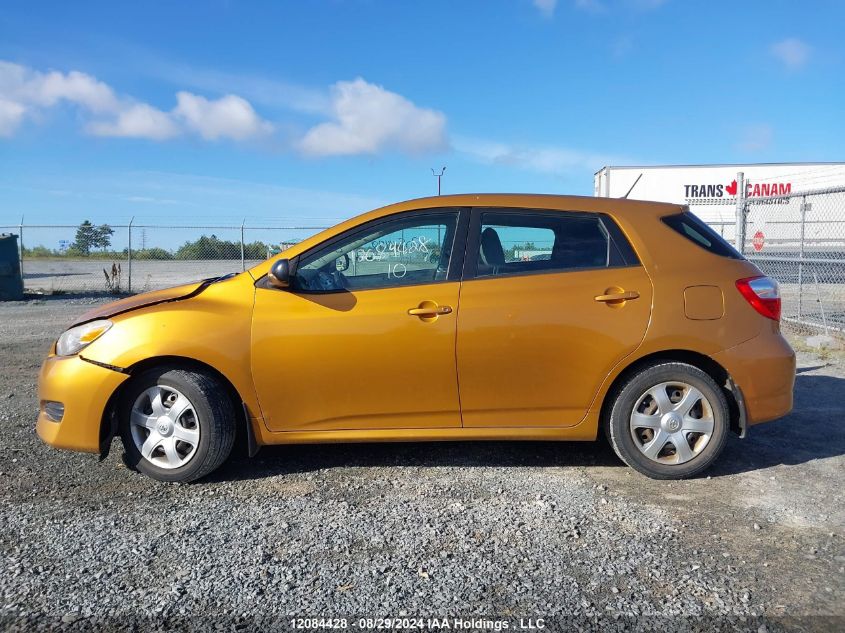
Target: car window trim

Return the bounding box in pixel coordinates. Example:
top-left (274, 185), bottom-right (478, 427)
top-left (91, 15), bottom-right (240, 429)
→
top-left (462, 207), bottom-right (641, 281)
top-left (258, 207), bottom-right (471, 294)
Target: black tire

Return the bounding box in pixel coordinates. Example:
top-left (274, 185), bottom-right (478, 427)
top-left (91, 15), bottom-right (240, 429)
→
top-left (119, 366), bottom-right (236, 482)
top-left (605, 362), bottom-right (729, 480)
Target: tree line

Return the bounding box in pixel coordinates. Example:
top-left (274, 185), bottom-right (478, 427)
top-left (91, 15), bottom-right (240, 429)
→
top-left (22, 220), bottom-right (280, 260)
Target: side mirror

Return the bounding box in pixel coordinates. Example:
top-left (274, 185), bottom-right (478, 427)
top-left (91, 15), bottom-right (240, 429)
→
top-left (268, 259), bottom-right (292, 289)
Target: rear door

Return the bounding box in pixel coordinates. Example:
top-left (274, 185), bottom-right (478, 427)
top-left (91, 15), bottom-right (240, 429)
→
top-left (456, 207), bottom-right (653, 427)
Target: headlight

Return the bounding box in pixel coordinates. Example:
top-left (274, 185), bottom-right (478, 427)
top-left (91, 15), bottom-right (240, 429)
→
top-left (55, 320), bottom-right (113, 357)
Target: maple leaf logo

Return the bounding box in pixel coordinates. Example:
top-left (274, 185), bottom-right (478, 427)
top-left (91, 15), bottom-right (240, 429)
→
top-left (725, 180), bottom-right (738, 196)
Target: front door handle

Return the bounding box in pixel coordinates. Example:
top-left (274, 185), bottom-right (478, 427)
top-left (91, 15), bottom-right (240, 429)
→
top-left (408, 306), bottom-right (453, 316)
top-left (408, 301), bottom-right (453, 319)
top-left (595, 290), bottom-right (640, 303)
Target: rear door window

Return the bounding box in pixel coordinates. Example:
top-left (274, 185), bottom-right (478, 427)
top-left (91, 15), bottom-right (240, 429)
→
top-left (471, 210), bottom-right (637, 278)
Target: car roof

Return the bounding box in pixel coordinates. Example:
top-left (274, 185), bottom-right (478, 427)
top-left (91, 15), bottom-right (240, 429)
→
top-left (371, 193), bottom-right (684, 220)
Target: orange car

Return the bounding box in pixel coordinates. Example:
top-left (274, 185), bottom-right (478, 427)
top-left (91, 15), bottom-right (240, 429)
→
top-left (36, 194), bottom-right (795, 481)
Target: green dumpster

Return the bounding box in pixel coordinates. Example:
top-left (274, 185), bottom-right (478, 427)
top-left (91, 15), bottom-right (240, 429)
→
top-left (0, 234), bottom-right (24, 300)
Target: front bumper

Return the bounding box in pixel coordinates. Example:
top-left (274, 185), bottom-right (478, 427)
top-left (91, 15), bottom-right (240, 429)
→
top-left (36, 355), bottom-right (129, 453)
top-left (714, 330), bottom-right (796, 426)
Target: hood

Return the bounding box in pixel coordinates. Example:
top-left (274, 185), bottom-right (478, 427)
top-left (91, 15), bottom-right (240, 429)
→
top-left (71, 280), bottom-right (210, 327)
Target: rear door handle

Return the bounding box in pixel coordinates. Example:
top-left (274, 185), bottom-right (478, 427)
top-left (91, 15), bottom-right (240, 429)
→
top-left (595, 290), bottom-right (640, 302)
top-left (408, 305), bottom-right (453, 317)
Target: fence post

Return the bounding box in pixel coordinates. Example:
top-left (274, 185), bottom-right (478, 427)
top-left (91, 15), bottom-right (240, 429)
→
top-left (797, 195), bottom-right (807, 320)
top-left (734, 172), bottom-right (746, 253)
top-left (812, 270), bottom-right (829, 336)
top-left (18, 215), bottom-right (24, 287)
top-left (127, 217), bottom-right (134, 294)
top-left (240, 219), bottom-right (246, 271)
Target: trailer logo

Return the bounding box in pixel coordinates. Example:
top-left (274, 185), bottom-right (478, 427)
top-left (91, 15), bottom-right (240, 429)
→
top-left (684, 179), bottom-right (791, 203)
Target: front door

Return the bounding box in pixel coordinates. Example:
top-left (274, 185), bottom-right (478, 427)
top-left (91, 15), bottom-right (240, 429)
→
top-left (251, 209), bottom-right (467, 432)
top-left (456, 208), bottom-right (653, 427)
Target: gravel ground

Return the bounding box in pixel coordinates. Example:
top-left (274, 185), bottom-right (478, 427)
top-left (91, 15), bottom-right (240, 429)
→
top-left (0, 296), bottom-right (843, 632)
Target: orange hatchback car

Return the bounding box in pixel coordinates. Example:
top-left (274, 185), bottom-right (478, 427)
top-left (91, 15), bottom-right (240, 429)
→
top-left (37, 194), bottom-right (795, 482)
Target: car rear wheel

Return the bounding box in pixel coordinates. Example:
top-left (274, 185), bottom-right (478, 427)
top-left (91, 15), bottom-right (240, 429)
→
top-left (119, 367), bottom-right (236, 482)
top-left (605, 362), bottom-right (729, 479)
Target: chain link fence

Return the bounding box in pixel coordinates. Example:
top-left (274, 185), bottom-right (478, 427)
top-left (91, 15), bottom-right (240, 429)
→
top-left (691, 181), bottom-right (845, 335)
top-left (741, 186), bottom-right (845, 335)
top-left (4, 189), bottom-right (845, 336)
top-left (0, 223), bottom-right (326, 295)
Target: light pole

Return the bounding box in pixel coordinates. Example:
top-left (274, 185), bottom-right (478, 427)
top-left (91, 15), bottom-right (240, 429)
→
top-left (431, 167), bottom-right (446, 196)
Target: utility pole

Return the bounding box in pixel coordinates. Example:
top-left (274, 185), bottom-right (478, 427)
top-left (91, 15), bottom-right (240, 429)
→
top-left (431, 167), bottom-right (446, 196)
top-left (127, 217), bottom-right (134, 293)
top-left (734, 172), bottom-right (746, 253)
top-left (240, 219), bottom-right (246, 271)
top-left (18, 215), bottom-right (23, 286)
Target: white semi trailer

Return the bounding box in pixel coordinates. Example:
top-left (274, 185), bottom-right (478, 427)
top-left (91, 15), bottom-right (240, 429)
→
top-left (594, 162), bottom-right (845, 250)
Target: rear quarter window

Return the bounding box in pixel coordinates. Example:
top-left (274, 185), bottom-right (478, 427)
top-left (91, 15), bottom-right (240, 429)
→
top-left (661, 211), bottom-right (744, 260)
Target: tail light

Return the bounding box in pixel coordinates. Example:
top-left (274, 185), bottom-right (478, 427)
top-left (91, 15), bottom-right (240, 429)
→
top-left (736, 276), bottom-right (781, 321)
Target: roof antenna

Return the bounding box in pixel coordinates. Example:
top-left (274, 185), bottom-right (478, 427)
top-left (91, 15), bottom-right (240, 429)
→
top-left (621, 173), bottom-right (643, 199)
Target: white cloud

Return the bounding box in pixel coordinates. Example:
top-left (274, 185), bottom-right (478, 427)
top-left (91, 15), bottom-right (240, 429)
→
top-left (455, 136), bottom-right (617, 175)
top-left (28, 70), bottom-right (120, 113)
top-left (1, 61), bottom-right (444, 156)
top-left (0, 60), bottom-right (273, 143)
top-left (87, 103), bottom-right (180, 140)
top-left (0, 98), bottom-right (26, 137)
top-left (770, 38), bottom-right (811, 71)
top-left (0, 61), bottom-right (123, 134)
top-left (147, 62), bottom-right (331, 115)
top-left (299, 78), bottom-right (447, 157)
top-left (0, 61), bottom-right (120, 115)
top-left (533, 0), bottom-right (558, 18)
top-left (173, 92), bottom-right (273, 140)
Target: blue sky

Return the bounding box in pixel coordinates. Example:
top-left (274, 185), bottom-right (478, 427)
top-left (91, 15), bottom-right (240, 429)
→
top-left (1, 0), bottom-right (842, 229)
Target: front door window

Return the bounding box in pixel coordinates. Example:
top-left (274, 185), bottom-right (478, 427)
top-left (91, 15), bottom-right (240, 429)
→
top-left (294, 212), bottom-right (459, 292)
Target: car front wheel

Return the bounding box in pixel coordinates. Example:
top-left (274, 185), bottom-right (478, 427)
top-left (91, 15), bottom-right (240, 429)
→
top-left (605, 362), bottom-right (729, 479)
top-left (119, 367), bottom-right (236, 482)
